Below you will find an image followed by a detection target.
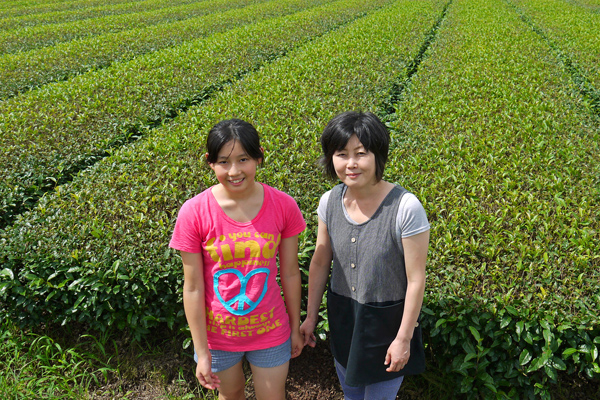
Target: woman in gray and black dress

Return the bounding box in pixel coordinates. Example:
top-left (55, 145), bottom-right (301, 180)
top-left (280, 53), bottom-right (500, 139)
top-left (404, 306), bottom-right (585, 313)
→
top-left (300, 111), bottom-right (430, 400)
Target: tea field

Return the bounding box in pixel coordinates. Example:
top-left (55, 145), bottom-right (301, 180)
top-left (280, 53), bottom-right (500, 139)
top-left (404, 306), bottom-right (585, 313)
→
top-left (0, 0), bottom-right (599, 398)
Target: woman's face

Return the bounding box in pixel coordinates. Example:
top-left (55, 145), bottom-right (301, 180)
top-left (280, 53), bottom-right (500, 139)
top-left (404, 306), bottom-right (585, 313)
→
top-left (331, 135), bottom-right (377, 189)
top-left (208, 139), bottom-right (261, 194)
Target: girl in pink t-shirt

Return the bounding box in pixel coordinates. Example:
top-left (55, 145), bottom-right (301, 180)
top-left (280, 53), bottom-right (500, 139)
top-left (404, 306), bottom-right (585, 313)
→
top-left (170, 119), bottom-right (306, 400)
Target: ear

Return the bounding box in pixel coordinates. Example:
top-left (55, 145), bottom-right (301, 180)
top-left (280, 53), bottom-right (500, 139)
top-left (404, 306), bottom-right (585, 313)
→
top-left (205, 153), bottom-right (216, 170)
top-left (259, 147), bottom-right (265, 164)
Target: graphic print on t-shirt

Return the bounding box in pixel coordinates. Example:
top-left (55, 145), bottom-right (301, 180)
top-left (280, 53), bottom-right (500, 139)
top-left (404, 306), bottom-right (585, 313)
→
top-left (214, 268), bottom-right (269, 315)
top-left (205, 230), bottom-right (281, 319)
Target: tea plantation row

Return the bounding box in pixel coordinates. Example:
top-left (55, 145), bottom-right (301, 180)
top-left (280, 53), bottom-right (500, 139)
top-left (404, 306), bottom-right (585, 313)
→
top-left (0, 0), bottom-right (323, 99)
top-left (0, 0), bottom-right (181, 30)
top-left (388, 0), bottom-right (599, 397)
top-left (0, 0), bottom-right (377, 226)
top-left (0, 0), bottom-right (261, 54)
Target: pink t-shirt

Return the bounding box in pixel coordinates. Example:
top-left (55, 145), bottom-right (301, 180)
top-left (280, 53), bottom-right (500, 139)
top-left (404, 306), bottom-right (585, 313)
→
top-left (170, 183), bottom-right (306, 351)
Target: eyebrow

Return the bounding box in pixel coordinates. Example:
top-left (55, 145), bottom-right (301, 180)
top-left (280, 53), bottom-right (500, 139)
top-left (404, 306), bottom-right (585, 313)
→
top-left (336, 144), bottom-right (365, 152)
top-left (217, 152), bottom-right (249, 160)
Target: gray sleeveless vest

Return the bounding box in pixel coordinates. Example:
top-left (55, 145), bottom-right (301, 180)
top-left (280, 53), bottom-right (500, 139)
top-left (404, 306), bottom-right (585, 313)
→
top-left (325, 183), bottom-right (426, 386)
top-left (327, 183), bottom-right (407, 304)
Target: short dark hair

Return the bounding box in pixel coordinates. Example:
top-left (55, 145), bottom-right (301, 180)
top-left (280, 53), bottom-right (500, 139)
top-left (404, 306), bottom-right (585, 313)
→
top-left (320, 111), bottom-right (389, 181)
top-left (206, 119), bottom-right (264, 164)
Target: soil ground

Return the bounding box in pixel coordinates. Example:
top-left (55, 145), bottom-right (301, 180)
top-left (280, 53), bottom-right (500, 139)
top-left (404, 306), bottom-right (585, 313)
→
top-left (90, 333), bottom-right (600, 400)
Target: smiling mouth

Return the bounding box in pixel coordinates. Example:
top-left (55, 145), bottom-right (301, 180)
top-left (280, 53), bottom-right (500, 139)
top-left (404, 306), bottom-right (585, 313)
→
top-left (229, 178), bottom-right (245, 184)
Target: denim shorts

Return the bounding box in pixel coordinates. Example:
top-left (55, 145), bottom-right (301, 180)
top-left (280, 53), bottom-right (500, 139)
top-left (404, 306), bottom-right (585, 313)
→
top-left (195, 337), bottom-right (292, 373)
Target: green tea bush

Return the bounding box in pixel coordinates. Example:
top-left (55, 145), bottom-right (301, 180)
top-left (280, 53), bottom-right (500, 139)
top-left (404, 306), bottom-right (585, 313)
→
top-left (512, 0), bottom-right (600, 95)
top-left (0, 0), bottom-right (327, 100)
top-left (0, 0), bottom-right (259, 54)
top-left (0, 0), bottom-right (367, 226)
top-left (0, 0), bottom-right (443, 340)
top-left (0, 0), bottom-right (184, 30)
top-left (386, 0), bottom-right (600, 397)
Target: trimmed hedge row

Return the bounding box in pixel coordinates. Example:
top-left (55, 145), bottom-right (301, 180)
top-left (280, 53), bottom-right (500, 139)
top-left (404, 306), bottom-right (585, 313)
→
top-left (0, 0), bottom-right (329, 100)
top-left (0, 0), bottom-right (188, 31)
top-left (0, 0), bottom-right (133, 19)
top-left (388, 0), bottom-right (600, 397)
top-left (0, 0), bottom-right (343, 225)
top-left (0, 0), bottom-right (254, 54)
top-left (511, 0), bottom-right (600, 106)
top-left (0, 0), bottom-right (444, 340)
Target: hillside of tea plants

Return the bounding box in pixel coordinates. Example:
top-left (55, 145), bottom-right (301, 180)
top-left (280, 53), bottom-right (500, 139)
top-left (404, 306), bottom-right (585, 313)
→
top-left (1, 0), bottom-right (598, 398)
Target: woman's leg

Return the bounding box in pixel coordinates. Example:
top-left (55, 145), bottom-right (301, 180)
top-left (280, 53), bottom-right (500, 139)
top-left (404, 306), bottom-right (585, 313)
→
top-left (249, 362), bottom-right (289, 400)
top-left (246, 338), bottom-right (292, 400)
top-left (215, 360), bottom-right (246, 400)
top-left (363, 375), bottom-right (404, 400)
top-left (335, 359), bottom-right (366, 400)
top-left (334, 358), bottom-right (404, 400)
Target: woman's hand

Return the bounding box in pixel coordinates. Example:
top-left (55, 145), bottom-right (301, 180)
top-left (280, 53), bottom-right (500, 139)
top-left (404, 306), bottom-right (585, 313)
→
top-left (299, 318), bottom-right (317, 348)
top-left (196, 353), bottom-right (221, 390)
top-left (384, 337), bottom-right (411, 372)
top-left (291, 329), bottom-right (304, 358)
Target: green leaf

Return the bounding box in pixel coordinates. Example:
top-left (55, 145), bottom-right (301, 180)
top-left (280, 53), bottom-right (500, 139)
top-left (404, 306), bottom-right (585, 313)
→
top-left (505, 306), bottom-right (518, 316)
top-left (500, 315), bottom-right (512, 329)
top-left (516, 321), bottom-right (524, 340)
top-left (519, 349), bottom-right (532, 366)
top-left (543, 329), bottom-right (553, 344)
top-left (544, 365), bottom-right (557, 381)
top-left (469, 326), bottom-right (481, 343)
top-left (540, 320), bottom-right (551, 330)
top-left (562, 348), bottom-right (578, 358)
top-left (551, 357), bottom-right (567, 371)
top-left (0, 268), bottom-right (14, 280)
top-left (527, 356), bottom-right (544, 372)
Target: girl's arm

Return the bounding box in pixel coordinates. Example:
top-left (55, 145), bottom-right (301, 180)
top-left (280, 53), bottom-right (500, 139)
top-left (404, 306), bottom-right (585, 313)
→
top-left (279, 234), bottom-right (303, 358)
top-left (181, 251), bottom-right (221, 389)
top-left (299, 217), bottom-right (333, 347)
top-left (385, 230), bottom-right (429, 372)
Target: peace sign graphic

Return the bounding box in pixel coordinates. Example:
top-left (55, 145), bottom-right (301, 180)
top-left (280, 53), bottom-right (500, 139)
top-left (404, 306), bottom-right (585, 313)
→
top-left (213, 268), bottom-right (270, 316)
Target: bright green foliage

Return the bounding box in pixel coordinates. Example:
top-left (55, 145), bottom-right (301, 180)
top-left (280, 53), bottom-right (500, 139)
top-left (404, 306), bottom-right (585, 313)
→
top-left (0, 0), bottom-right (442, 339)
top-left (0, 0), bottom-right (331, 100)
top-left (0, 0), bottom-right (187, 30)
top-left (0, 0), bottom-right (262, 54)
top-left (0, 319), bottom-right (113, 398)
top-left (511, 0), bottom-right (600, 110)
top-left (0, 0), bottom-right (364, 225)
top-left (390, 0), bottom-right (600, 397)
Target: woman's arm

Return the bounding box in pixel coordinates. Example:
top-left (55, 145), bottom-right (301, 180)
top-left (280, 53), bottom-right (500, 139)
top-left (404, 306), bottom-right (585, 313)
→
top-left (385, 230), bottom-right (429, 372)
top-left (299, 217), bottom-right (333, 347)
top-left (279, 234), bottom-right (303, 358)
top-left (181, 251), bottom-right (221, 389)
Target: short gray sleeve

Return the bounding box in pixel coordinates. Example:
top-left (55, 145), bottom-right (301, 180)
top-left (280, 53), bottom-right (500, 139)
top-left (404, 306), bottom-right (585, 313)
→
top-left (317, 190), bottom-right (332, 223)
top-left (396, 192), bottom-right (430, 239)
top-left (319, 188), bottom-right (429, 240)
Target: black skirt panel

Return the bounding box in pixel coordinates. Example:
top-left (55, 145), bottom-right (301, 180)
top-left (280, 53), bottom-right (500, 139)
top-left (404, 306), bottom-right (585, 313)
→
top-left (327, 288), bottom-right (425, 387)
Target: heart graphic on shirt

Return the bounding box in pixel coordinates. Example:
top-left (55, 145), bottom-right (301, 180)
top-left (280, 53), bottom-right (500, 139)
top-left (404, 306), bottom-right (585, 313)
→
top-left (213, 268), bottom-right (270, 316)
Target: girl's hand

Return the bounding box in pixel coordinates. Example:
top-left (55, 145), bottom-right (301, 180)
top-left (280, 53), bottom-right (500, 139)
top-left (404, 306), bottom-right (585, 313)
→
top-left (290, 329), bottom-right (304, 358)
top-left (299, 318), bottom-right (317, 348)
top-left (196, 353), bottom-right (221, 390)
top-left (384, 338), bottom-right (410, 372)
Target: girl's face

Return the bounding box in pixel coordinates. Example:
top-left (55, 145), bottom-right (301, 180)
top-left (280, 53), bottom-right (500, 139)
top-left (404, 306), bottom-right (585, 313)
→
top-left (208, 139), bottom-right (261, 194)
top-left (332, 134), bottom-right (377, 189)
